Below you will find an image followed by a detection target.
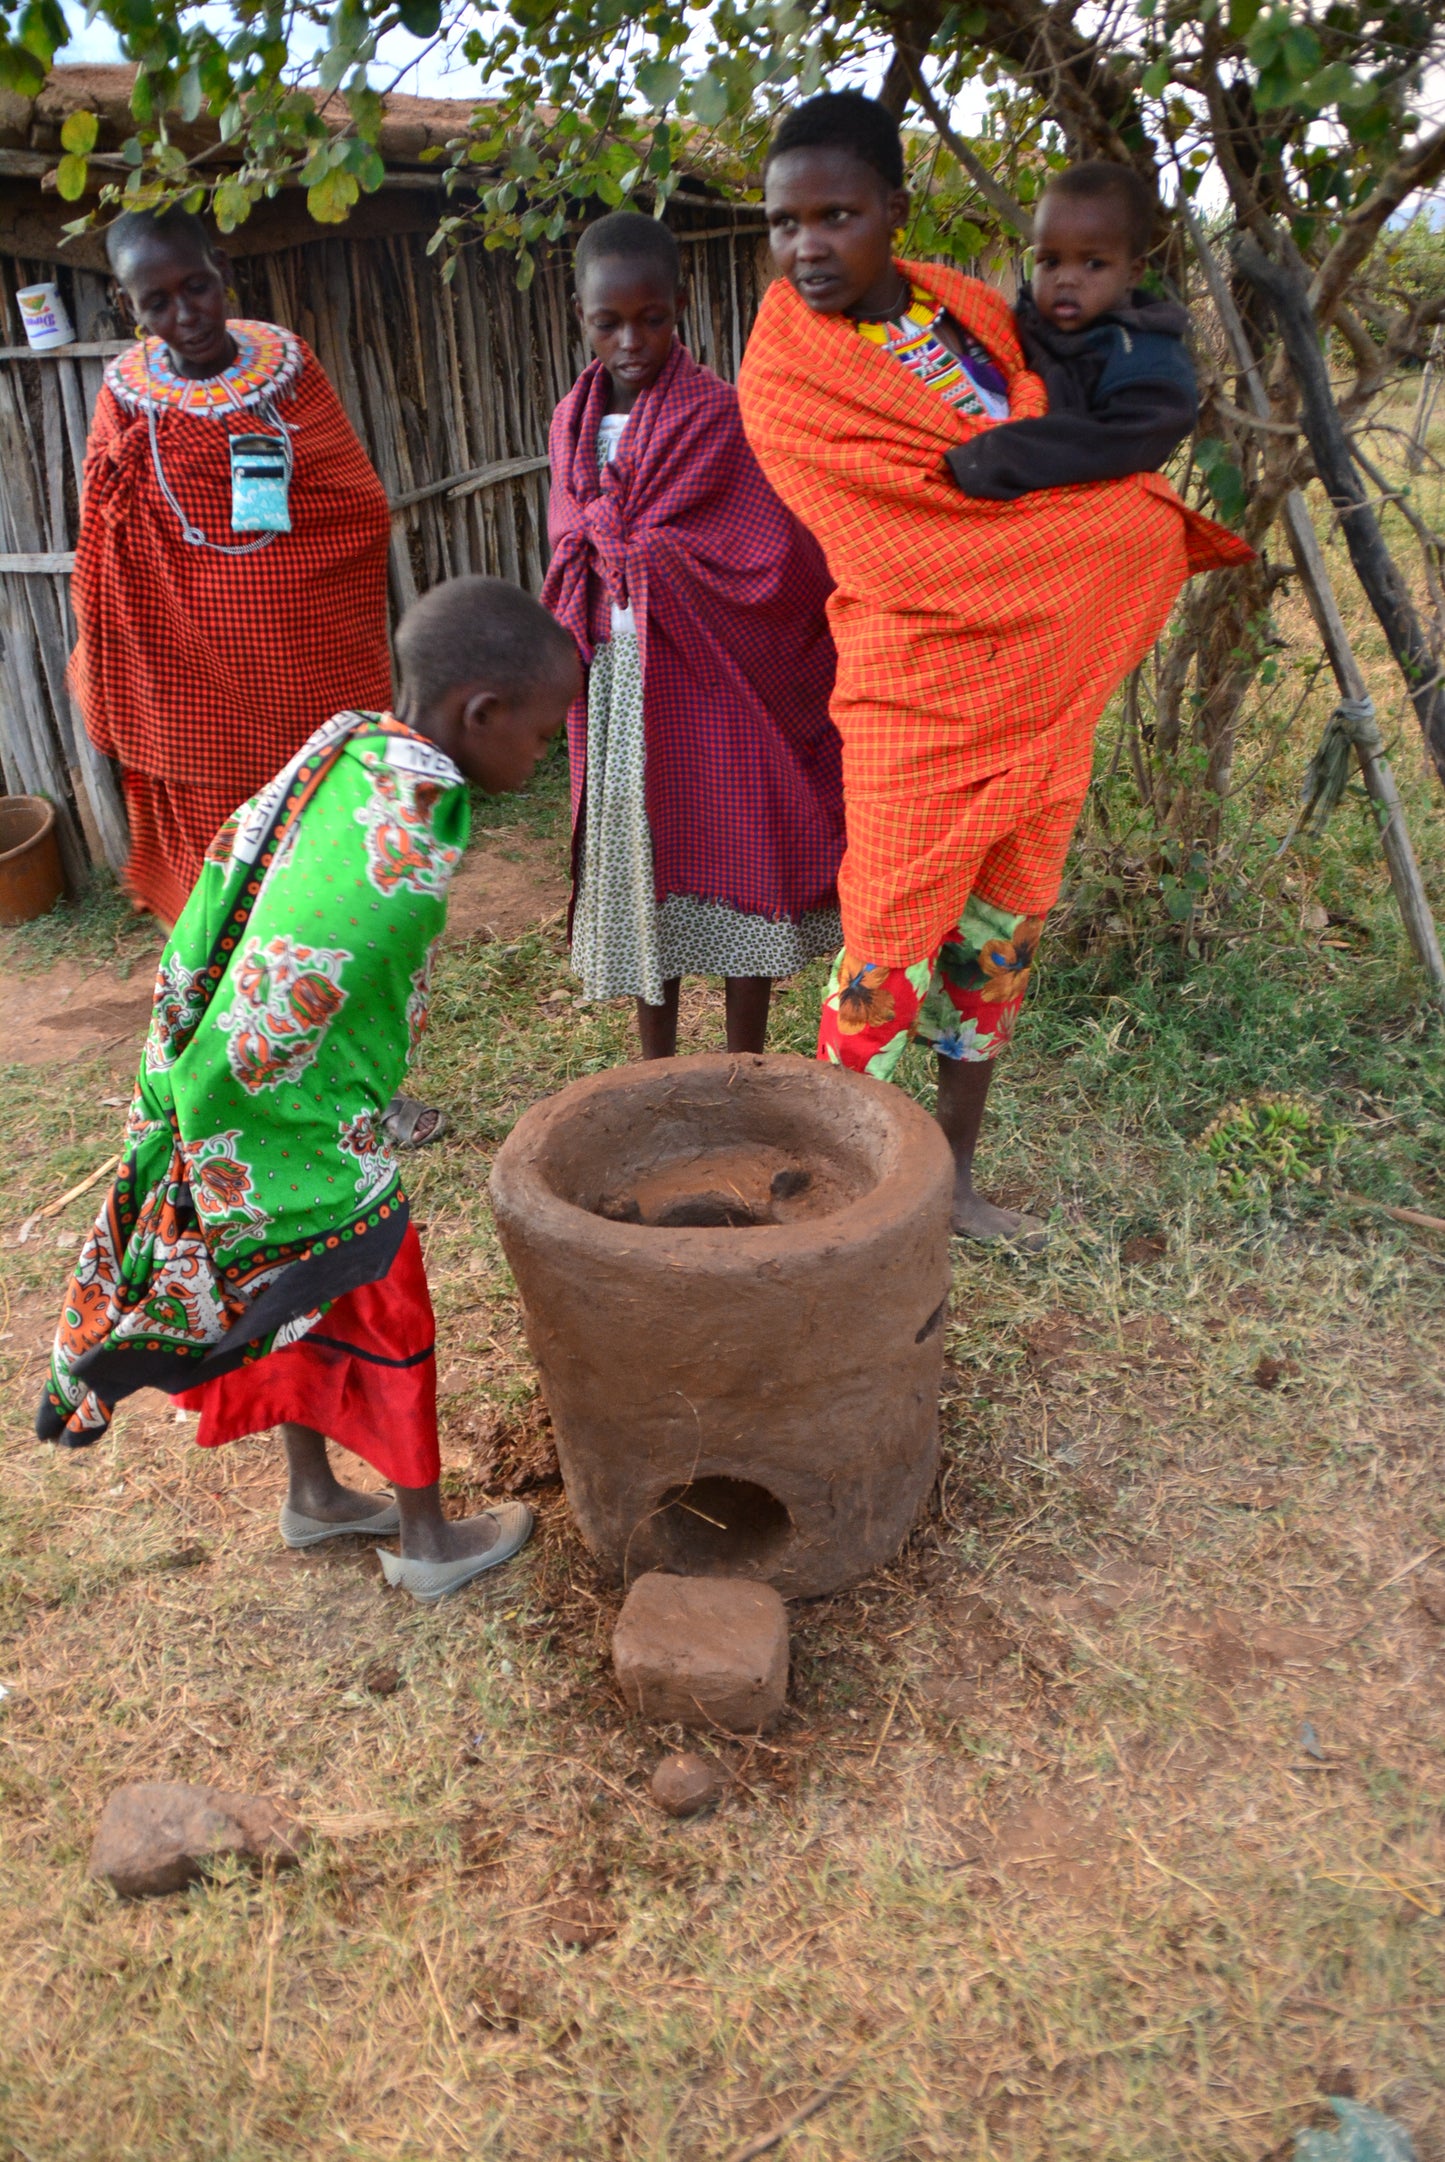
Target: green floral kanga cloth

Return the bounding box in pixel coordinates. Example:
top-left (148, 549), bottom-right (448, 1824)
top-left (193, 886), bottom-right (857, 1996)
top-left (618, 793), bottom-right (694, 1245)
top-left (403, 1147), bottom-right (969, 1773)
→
top-left (37, 711), bottom-right (468, 1446)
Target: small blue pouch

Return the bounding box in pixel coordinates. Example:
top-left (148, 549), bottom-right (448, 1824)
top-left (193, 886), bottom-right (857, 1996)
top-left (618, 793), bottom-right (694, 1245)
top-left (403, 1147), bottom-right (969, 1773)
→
top-left (230, 431), bottom-right (292, 533)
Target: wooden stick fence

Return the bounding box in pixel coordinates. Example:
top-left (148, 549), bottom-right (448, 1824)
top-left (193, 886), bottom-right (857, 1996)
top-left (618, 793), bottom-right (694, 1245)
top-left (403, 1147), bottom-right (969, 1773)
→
top-left (0, 208), bottom-right (770, 877)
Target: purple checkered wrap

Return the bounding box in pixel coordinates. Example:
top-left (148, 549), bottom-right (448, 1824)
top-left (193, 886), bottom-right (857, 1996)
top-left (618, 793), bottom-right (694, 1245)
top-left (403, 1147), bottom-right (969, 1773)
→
top-left (542, 343), bottom-right (843, 923)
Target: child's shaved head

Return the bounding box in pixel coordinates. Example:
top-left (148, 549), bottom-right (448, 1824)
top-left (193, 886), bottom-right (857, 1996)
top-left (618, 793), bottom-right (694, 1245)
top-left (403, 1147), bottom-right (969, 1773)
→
top-left (1041, 162), bottom-right (1157, 258)
top-left (575, 210), bottom-right (682, 293)
top-left (395, 577), bottom-right (578, 717)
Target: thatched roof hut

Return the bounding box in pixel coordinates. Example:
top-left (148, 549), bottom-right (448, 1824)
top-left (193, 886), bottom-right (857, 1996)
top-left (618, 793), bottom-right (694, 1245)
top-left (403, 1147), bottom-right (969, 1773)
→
top-left (0, 66), bottom-right (769, 877)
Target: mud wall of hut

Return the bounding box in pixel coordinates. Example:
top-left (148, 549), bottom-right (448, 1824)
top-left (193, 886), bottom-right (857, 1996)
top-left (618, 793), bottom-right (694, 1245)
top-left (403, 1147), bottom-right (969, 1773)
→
top-left (0, 206), bottom-right (770, 876)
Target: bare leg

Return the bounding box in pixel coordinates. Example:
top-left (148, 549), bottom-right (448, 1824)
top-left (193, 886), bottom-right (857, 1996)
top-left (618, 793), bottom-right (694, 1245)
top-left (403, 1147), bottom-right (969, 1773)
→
top-left (934, 1057), bottom-right (1041, 1243)
top-left (392, 1482), bottom-right (502, 1564)
top-left (282, 1423), bottom-right (502, 1562)
top-left (636, 977), bottom-right (681, 1060)
top-left (282, 1423), bottom-right (397, 1525)
top-left (724, 975), bottom-right (772, 1054)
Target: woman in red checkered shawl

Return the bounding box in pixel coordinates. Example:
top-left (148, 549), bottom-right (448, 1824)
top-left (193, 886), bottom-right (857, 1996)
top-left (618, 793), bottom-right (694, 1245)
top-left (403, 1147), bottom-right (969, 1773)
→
top-left (72, 207), bottom-right (392, 929)
top-left (542, 212), bottom-right (843, 1057)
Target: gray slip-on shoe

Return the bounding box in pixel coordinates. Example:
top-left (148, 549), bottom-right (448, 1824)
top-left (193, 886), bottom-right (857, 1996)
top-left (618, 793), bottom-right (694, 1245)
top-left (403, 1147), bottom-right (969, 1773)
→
top-left (952, 1212), bottom-right (1049, 1255)
top-left (378, 1501), bottom-right (535, 1604)
top-left (279, 1497), bottom-right (401, 1549)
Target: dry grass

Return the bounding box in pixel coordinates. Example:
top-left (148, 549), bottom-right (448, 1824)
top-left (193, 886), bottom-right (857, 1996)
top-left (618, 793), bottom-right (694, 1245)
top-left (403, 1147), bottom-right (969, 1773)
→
top-left (1, 399), bottom-right (1443, 2162)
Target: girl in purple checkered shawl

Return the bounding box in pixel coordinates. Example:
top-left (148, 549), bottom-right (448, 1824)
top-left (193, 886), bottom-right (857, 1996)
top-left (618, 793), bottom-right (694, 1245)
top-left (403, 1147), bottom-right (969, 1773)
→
top-left (542, 213), bottom-right (843, 1057)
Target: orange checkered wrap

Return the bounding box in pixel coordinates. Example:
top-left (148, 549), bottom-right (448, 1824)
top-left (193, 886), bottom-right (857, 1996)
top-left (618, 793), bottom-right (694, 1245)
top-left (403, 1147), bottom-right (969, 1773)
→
top-left (737, 260), bottom-right (1254, 962)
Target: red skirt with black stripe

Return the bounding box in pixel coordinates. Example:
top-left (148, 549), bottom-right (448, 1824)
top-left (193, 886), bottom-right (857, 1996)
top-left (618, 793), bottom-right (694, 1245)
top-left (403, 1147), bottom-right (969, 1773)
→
top-left (173, 1223), bottom-right (441, 1488)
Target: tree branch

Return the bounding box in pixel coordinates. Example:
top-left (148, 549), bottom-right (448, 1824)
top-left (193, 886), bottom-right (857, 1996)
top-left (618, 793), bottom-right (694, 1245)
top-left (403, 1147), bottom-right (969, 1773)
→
top-left (1238, 231), bottom-right (1445, 791)
top-left (1311, 122), bottom-right (1445, 327)
top-left (899, 52), bottom-right (1034, 239)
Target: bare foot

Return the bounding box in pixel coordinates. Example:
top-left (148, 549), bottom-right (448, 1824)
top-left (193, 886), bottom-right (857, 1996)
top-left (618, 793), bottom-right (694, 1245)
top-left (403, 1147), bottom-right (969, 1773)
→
top-left (289, 1481), bottom-right (395, 1525)
top-left (951, 1182), bottom-right (1048, 1250)
top-left (398, 1508), bottom-right (503, 1566)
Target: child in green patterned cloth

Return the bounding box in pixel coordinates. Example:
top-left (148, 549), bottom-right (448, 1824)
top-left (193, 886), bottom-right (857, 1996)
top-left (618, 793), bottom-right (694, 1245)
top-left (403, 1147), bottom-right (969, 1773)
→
top-left (37, 577), bottom-right (581, 1605)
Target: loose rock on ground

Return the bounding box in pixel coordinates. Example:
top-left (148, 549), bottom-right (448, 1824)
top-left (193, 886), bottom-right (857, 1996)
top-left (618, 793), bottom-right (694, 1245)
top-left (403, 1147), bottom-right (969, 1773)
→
top-left (612, 1572), bottom-right (789, 1731)
top-left (88, 1782), bottom-right (304, 1899)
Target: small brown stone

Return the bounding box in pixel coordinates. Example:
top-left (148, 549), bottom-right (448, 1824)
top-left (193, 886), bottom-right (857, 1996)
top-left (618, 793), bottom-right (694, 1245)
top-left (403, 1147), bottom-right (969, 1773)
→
top-left (613, 1573), bottom-right (788, 1732)
top-left (88, 1782), bottom-right (304, 1899)
top-left (650, 1751), bottom-right (722, 1818)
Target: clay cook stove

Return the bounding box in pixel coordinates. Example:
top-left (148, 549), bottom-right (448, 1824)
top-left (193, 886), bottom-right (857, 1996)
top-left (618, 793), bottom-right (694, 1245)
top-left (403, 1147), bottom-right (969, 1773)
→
top-left (489, 1054), bottom-right (952, 1597)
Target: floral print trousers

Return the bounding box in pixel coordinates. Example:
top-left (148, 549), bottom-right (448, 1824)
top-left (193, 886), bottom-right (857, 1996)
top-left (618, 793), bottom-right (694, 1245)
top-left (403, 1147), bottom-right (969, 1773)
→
top-left (817, 894), bottom-right (1044, 1081)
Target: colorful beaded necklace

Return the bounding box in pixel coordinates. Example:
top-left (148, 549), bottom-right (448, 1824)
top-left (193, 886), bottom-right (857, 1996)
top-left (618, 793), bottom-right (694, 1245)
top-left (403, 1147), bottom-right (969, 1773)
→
top-left (105, 320), bottom-right (304, 418)
top-left (855, 281), bottom-right (1010, 421)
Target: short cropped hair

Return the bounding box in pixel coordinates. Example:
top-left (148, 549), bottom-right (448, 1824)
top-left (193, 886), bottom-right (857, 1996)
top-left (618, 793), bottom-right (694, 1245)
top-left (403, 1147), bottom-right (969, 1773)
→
top-left (105, 206), bottom-right (218, 281)
top-left (395, 576), bottom-right (578, 715)
top-left (574, 210), bottom-right (682, 290)
top-left (764, 91), bottom-right (905, 190)
top-left (1042, 162), bottom-right (1157, 257)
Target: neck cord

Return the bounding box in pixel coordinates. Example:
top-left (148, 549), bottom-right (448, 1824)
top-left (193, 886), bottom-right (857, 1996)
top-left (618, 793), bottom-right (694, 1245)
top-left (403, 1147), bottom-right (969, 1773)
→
top-left (143, 341), bottom-right (295, 555)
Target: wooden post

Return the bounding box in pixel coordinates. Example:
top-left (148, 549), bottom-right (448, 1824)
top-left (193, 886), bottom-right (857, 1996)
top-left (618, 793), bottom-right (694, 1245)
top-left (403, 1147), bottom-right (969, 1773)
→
top-left (1406, 329), bottom-right (1442, 476)
top-left (1185, 208), bottom-right (1445, 1005)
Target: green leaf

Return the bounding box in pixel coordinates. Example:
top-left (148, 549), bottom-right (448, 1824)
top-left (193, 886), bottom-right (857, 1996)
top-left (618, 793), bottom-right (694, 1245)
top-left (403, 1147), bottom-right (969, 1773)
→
top-left (0, 41), bottom-right (47, 96)
top-left (55, 152), bottom-right (89, 201)
top-left (1142, 56), bottom-right (1172, 96)
top-left (60, 109), bottom-right (99, 156)
top-left (177, 66), bottom-right (203, 124)
top-left (18, 0), bottom-right (65, 67)
top-left (635, 57), bottom-right (682, 108)
top-left (346, 82), bottom-right (383, 140)
top-left (1281, 23), bottom-right (1320, 79)
top-left (515, 247), bottom-right (536, 291)
top-left (396, 0), bottom-right (443, 36)
top-left (688, 70), bottom-right (729, 127)
top-left (212, 176), bottom-right (252, 230)
top-left (1336, 69), bottom-right (1379, 111)
top-left (307, 166), bottom-right (360, 223)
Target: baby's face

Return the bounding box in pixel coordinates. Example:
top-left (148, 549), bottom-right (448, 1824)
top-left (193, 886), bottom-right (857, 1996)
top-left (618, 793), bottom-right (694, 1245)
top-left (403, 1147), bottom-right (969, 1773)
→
top-left (1031, 196), bottom-right (1144, 332)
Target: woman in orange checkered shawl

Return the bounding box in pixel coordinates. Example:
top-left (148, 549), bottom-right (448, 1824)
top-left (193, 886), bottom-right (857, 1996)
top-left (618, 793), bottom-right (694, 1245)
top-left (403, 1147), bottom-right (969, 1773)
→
top-left (72, 208), bottom-right (391, 927)
top-left (739, 95), bottom-right (1252, 1245)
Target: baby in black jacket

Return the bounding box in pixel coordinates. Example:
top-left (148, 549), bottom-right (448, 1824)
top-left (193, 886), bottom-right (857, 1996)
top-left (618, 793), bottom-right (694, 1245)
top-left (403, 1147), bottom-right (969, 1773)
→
top-left (949, 162), bottom-right (1197, 501)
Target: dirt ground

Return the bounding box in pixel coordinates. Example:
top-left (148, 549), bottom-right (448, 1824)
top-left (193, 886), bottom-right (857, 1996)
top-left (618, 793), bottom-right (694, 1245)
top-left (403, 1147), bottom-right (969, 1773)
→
top-left (0, 826), bottom-right (568, 1070)
top-left (1, 742), bottom-right (1443, 2157)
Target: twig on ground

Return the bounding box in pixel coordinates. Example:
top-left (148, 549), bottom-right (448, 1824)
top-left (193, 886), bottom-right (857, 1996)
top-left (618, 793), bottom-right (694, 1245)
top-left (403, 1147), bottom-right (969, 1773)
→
top-left (867, 1679), bottom-right (907, 1771)
top-left (418, 1938), bottom-right (466, 2061)
top-left (724, 2064), bottom-right (856, 2162)
top-left (1341, 1191), bottom-right (1445, 1235)
top-left (1126, 1828), bottom-right (1218, 1907)
top-left (14, 1154), bottom-right (120, 1242)
top-left (1375, 1544), bottom-right (1445, 1592)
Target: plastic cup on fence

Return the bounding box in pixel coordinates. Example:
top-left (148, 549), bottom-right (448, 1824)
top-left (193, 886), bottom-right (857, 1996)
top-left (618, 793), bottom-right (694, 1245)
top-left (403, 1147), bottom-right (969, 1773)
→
top-left (16, 284), bottom-right (75, 351)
